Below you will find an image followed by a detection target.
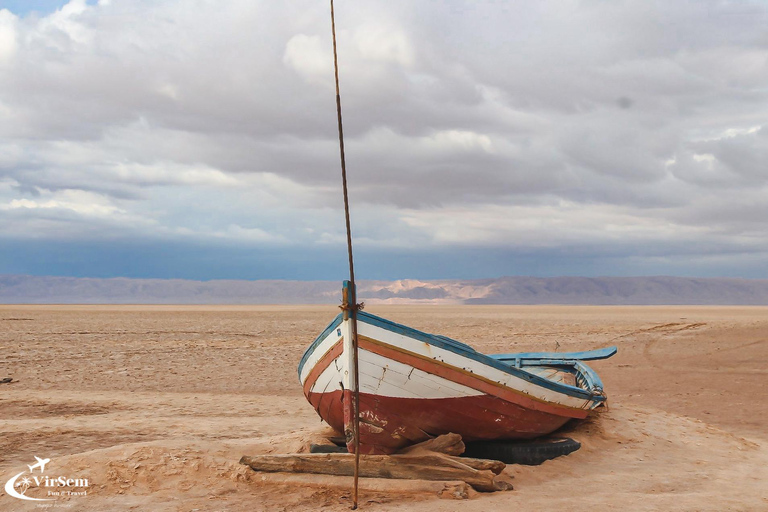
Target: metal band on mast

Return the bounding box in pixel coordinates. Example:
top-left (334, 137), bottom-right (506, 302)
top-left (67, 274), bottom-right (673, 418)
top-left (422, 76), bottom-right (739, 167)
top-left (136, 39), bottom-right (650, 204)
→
top-left (330, 0), bottom-right (361, 508)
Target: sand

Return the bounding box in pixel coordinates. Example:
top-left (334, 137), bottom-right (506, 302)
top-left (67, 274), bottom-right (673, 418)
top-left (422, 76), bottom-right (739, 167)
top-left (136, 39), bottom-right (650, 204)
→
top-left (1, 304), bottom-right (767, 511)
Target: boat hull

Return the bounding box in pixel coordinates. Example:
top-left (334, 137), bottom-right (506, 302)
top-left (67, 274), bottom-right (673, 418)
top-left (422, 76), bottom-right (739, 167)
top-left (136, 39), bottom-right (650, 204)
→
top-left (308, 389), bottom-right (578, 454)
top-left (299, 310), bottom-right (608, 455)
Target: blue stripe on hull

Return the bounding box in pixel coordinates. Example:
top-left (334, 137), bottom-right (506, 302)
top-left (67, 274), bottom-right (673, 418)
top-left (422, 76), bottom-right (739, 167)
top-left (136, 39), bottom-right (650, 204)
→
top-left (490, 346), bottom-right (617, 362)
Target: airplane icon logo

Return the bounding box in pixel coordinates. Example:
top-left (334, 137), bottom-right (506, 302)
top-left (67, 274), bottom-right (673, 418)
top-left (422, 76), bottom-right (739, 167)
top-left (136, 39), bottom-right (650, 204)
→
top-left (27, 457), bottom-right (50, 473)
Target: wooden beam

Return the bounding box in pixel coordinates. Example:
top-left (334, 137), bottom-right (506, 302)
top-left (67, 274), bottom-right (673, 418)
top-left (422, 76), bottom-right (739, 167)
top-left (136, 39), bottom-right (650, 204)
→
top-left (251, 473), bottom-right (473, 499)
top-left (239, 453), bottom-right (513, 492)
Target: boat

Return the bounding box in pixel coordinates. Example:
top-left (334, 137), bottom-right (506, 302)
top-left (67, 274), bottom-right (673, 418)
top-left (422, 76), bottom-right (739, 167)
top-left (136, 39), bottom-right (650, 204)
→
top-left (309, 2), bottom-right (615, 469)
top-left (299, 281), bottom-right (617, 455)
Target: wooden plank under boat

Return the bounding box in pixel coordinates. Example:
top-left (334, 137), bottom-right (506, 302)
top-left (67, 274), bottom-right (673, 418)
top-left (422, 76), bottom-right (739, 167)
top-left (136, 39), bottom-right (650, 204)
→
top-left (298, 281), bottom-right (616, 455)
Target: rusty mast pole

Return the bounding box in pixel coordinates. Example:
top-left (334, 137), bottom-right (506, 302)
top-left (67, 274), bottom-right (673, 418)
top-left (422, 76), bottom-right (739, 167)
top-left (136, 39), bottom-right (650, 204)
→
top-left (329, 0), bottom-right (361, 509)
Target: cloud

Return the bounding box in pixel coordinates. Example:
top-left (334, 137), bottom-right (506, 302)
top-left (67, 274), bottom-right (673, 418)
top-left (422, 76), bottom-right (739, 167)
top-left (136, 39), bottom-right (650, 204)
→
top-left (354, 23), bottom-right (414, 67)
top-left (1, 0), bottom-right (768, 279)
top-left (284, 34), bottom-right (332, 84)
top-left (0, 9), bottom-right (19, 64)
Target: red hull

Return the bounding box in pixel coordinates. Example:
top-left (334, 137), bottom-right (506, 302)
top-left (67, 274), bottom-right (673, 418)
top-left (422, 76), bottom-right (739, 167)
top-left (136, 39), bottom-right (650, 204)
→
top-left (307, 389), bottom-right (578, 454)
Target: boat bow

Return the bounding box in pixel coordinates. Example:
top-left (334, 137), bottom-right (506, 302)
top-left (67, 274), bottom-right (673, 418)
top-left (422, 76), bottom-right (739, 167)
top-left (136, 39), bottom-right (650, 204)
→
top-left (299, 306), bottom-right (616, 454)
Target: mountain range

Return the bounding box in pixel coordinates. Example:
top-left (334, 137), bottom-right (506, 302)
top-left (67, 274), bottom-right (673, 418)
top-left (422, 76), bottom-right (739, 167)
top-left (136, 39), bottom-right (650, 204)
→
top-left (2, 275), bottom-right (768, 305)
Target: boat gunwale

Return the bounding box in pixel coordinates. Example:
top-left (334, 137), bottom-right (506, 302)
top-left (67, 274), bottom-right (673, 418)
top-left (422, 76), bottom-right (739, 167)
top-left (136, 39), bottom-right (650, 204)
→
top-left (299, 310), bottom-right (607, 402)
top-left (298, 312), bottom-right (344, 379)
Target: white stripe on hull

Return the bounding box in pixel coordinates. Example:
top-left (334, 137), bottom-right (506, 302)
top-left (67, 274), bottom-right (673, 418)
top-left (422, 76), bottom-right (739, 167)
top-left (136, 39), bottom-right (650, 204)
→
top-left (357, 320), bottom-right (590, 410)
top-left (358, 351), bottom-right (482, 399)
top-left (303, 317), bottom-right (595, 410)
top-left (310, 356), bottom-right (344, 395)
top-left (309, 348), bottom-right (483, 400)
top-left (300, 329), bottom-right (341, 384)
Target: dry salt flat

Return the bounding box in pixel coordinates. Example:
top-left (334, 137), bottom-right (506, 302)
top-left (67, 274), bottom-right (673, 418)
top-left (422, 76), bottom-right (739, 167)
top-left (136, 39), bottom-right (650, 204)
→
top-left (1, 304), bottom-right (767, 511)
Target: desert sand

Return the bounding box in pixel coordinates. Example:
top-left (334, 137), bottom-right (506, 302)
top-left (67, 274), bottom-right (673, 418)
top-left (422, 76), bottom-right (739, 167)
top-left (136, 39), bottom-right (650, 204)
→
top-left (1, 304), bottom-right (767, 511)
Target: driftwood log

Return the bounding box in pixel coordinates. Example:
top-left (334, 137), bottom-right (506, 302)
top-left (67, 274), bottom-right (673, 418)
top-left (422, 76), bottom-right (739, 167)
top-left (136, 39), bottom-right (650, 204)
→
top-left (398, 433), bottom-right (465, 456)
top-left (239, 453), bottom-right (512, 492)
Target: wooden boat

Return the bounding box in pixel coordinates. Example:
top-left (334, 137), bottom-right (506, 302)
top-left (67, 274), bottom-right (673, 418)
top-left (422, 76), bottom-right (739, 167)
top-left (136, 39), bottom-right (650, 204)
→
top-left (299, 281), bottom-right (617, 455)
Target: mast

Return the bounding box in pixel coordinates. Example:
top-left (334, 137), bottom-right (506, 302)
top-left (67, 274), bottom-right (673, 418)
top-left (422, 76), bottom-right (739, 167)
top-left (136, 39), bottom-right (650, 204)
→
top-left (329, 0), bottom-right (362, 508)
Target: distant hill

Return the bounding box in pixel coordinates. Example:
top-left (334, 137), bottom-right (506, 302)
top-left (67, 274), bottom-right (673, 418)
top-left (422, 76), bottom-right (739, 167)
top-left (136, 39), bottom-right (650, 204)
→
top-left (1, 275), bottom-right (767, 305)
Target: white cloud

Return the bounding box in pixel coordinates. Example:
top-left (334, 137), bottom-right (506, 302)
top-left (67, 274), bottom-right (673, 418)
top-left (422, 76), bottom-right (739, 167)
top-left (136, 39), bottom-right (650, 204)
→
top-left (2, 196), bottom-right (121, 216)
top-left (284, 33), bottom-right (332, 84)
top-left (398, 202), bottom-right (712, 248)
top-left (354, 23), bottom-right (413, 67)
top-left (34, 0), bottom-right (94, 47)
top-left (108, 162), bottom-right (241, 188)
top-left (218, 224), bottom-right (289, 244)
top-left (0, 9), bottom-right (18, 64)
top-left (425, 130), bottom-right (493, 153)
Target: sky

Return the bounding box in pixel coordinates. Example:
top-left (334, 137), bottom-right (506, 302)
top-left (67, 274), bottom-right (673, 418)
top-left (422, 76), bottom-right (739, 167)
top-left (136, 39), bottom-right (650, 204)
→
top-left (0, 0), bottom-right (767, 281)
